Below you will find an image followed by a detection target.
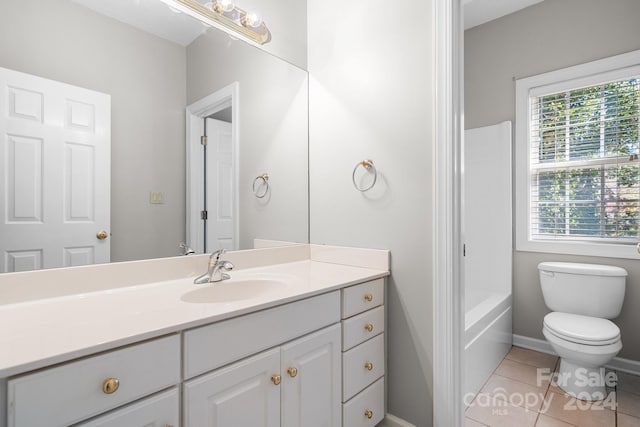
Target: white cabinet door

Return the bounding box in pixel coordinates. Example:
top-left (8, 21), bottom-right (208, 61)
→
top-left (281, 324), bottom-right (341, 427)
top-left (76, 388), bottom-right (179, 427)
top-left (183, 348), bottom-right (281, 427)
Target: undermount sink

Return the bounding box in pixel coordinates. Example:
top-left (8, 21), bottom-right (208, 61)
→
top-left (181, 278), bottom-right (291, 303)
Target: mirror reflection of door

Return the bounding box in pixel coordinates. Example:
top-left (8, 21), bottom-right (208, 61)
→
top-left (0, 67), bottom-right (110, 272)
top-left (186, 85), bottom-right (238, 255)
top-left (205, 114), bottom-right (234, 252)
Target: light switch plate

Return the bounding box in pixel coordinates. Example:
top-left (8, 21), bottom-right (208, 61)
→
top-left (149, 191), bottom-right (165, 204)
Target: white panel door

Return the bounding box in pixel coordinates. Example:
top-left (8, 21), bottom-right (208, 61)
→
top-left (281, 324), bottom-right (342, 427)
top-left (183, 347), bottom-right (281, 427)
top-left (0, 67), bottom-right (110, 272)
top-left (206, 118), bottom-right (234, 251)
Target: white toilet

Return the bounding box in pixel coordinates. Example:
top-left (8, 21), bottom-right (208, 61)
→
top-left (538, 262), bottom-right (626, 401)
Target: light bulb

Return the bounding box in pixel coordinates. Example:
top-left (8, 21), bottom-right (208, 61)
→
top-left (243, 10), bottom-right (262, 28)
top-left (214, 0), bottom-right (235, 13)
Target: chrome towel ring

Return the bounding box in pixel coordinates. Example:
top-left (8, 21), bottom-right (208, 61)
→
top-left (253, 173), bottom-right (269, 198)
top-left (352, 160), bottom-right (377, 192)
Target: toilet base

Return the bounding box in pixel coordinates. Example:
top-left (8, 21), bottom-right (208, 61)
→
top-left (555, 358), bottom-right (611, 401)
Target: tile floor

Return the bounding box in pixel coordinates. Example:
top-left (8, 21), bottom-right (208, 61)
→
top-left (465, 346), bottom-right (640, 427)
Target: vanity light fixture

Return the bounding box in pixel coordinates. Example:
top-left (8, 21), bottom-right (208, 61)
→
top-left (158, 0), bottom-right (271, 45)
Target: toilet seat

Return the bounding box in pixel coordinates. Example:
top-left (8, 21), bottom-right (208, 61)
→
top-left (544, 312), bottom-right (620, 345)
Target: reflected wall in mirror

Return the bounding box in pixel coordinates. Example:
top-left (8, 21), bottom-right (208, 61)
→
top-left (0, 0), bottom-right (308, 272)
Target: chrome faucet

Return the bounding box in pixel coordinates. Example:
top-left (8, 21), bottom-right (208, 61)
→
top-left (193, 249), bottom-right (234, 284)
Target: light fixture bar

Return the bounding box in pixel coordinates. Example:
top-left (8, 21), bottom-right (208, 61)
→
top-left (159, 0), bottom-right (270, 45)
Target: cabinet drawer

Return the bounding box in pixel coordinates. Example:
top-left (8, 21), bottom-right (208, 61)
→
top-left (184, 291), bottom-right (340, 379)
top-left (343, 377), bottom-right (385, 427)
top-left (342, 334), bottom-right (384, 401)
top-left (8, 335), bottom-right (180, 427)
top-left (341, 279), bottom-right (383, 319)
top-left (342, 305), bottom-right (384, 351)
top-left (75, 388), bottom-right (179, 427)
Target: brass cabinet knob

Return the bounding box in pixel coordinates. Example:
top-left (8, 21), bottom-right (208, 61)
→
top-left (364, 293), bottom-right (373, 302)
top-left (96, 230), bottom-right (108, 240)
top-left (364, 323), bottom-right (374, 332)
top-left (287, 367), bottom-right (298, 378)
top-left (364, 409), bottom-right (373, 419)
top-left (364, 362), bottom-right (374, 371)
top-left (271, 374), bottom-right (281, 385)
top-left (102, 378), bottom-right (119, 394)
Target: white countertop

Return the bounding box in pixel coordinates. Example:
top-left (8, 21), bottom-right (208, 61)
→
top-left (0, 259), bottom-right (388, 378)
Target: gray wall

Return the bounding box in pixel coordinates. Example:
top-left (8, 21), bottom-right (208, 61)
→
top-left (239, 0), bottom-right (307, 69)
top-left (308, 0), bottom-right (435, 424)
top-left (465, 0), bottom-right (640, 359)
top-left (186, 32), bottom-right (309, 249)
top-left (0, 0), bottom-right (187, 262)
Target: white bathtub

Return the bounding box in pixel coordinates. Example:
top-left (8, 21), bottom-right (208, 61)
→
top-left (463, 122), bottom-right (513, 404)
top-left (464, 290), bottom-right (512, 404)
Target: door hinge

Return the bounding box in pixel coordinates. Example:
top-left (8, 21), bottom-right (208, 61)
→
top-left (200, 210), bottom-right (208, 220)
top-left (201, 135), bottom-right (208, 146)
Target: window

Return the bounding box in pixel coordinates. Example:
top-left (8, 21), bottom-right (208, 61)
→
top-left (516, 50), bottom-right (640, 258)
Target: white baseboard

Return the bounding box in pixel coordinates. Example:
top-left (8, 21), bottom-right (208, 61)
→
top-left (513, 334), bottom-right (640, 376)
top-left (378, 413), bottom-right (416, 427)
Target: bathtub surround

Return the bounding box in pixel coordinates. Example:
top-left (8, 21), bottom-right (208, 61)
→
top-left (464, 122), bottom-right (513, 400)
top-left (464, 0), bottom-right (640, 361)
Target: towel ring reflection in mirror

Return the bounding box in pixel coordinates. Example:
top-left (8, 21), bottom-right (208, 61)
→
top-left (253, 173), bottom-right (269, 198)
top-left (352, 160), bottom-right (377, 192)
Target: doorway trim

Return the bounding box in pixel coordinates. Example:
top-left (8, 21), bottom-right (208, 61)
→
top-left (185, 82), bottom-right (240, 253)
top-left (433, 0), bottom-right (464, 426)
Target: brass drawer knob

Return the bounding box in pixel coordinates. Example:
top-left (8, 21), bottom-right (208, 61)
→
top-left (364, 409), bottom-right (373, 419)
top-left (287, 367), bottom-right (298, 378)
top-left (364, 362), bottom-right (374, 371)
top-left (271, 374), bottom-right (281, 385)
top-left (102, 378), bottom-right (119, 394)
top-left (364, 293), bottom-right (373, 302)
top-left (364, 323), bottom-right (374, 332)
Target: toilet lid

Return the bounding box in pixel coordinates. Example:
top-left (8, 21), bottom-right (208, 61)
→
top-left (544, 312), bottom-right (620, 345)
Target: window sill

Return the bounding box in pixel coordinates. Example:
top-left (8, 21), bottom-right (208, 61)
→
top-left (516, 238), bottom-right (640, 260)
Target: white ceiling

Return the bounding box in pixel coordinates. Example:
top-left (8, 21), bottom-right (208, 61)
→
top-left (76, 0), bottom-right (541, 43)
top-left (464, 0), bottom-right (544, 30)
top-left (73, 0), bottom-right (206, 46)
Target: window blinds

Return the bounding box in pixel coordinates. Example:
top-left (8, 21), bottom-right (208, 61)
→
top-left (529, 78), bottom-right (640, 241)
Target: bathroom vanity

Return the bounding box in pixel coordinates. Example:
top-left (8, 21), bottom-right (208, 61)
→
top-left (0, 245), bottom-right (389, 427)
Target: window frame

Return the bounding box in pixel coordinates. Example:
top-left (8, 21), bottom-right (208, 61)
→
top-left (515, 49), bottom-right (640, 259)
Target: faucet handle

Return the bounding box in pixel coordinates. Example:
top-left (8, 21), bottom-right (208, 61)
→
top-left (219, 260), bottom-right (234, 271)
top-left (210, 249), bottom-right (226, 261)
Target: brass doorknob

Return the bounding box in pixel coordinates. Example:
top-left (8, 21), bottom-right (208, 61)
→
top-left (287, 367), bottom-right (298, 378)
top-left (364, 362), bottom-right (374, 371)
top-left (102, 378), bottom-right (119, 394)
top-left (96, 230), bottom-right (108, 240)
top-left (271, 374), bottom-right (281, 385)
top-left (364, 293), bottom-right (373, 302)
top-left (364, 323), bottom-right (374, 332)
top-left (364, 410), bottom-right (373, 419)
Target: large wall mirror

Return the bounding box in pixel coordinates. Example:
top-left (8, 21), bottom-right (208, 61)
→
top-left (0, 0), bottom-right (309, 272)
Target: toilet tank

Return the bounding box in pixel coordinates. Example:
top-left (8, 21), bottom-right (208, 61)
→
top-left (538, 262), bottom-right (627, 319)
